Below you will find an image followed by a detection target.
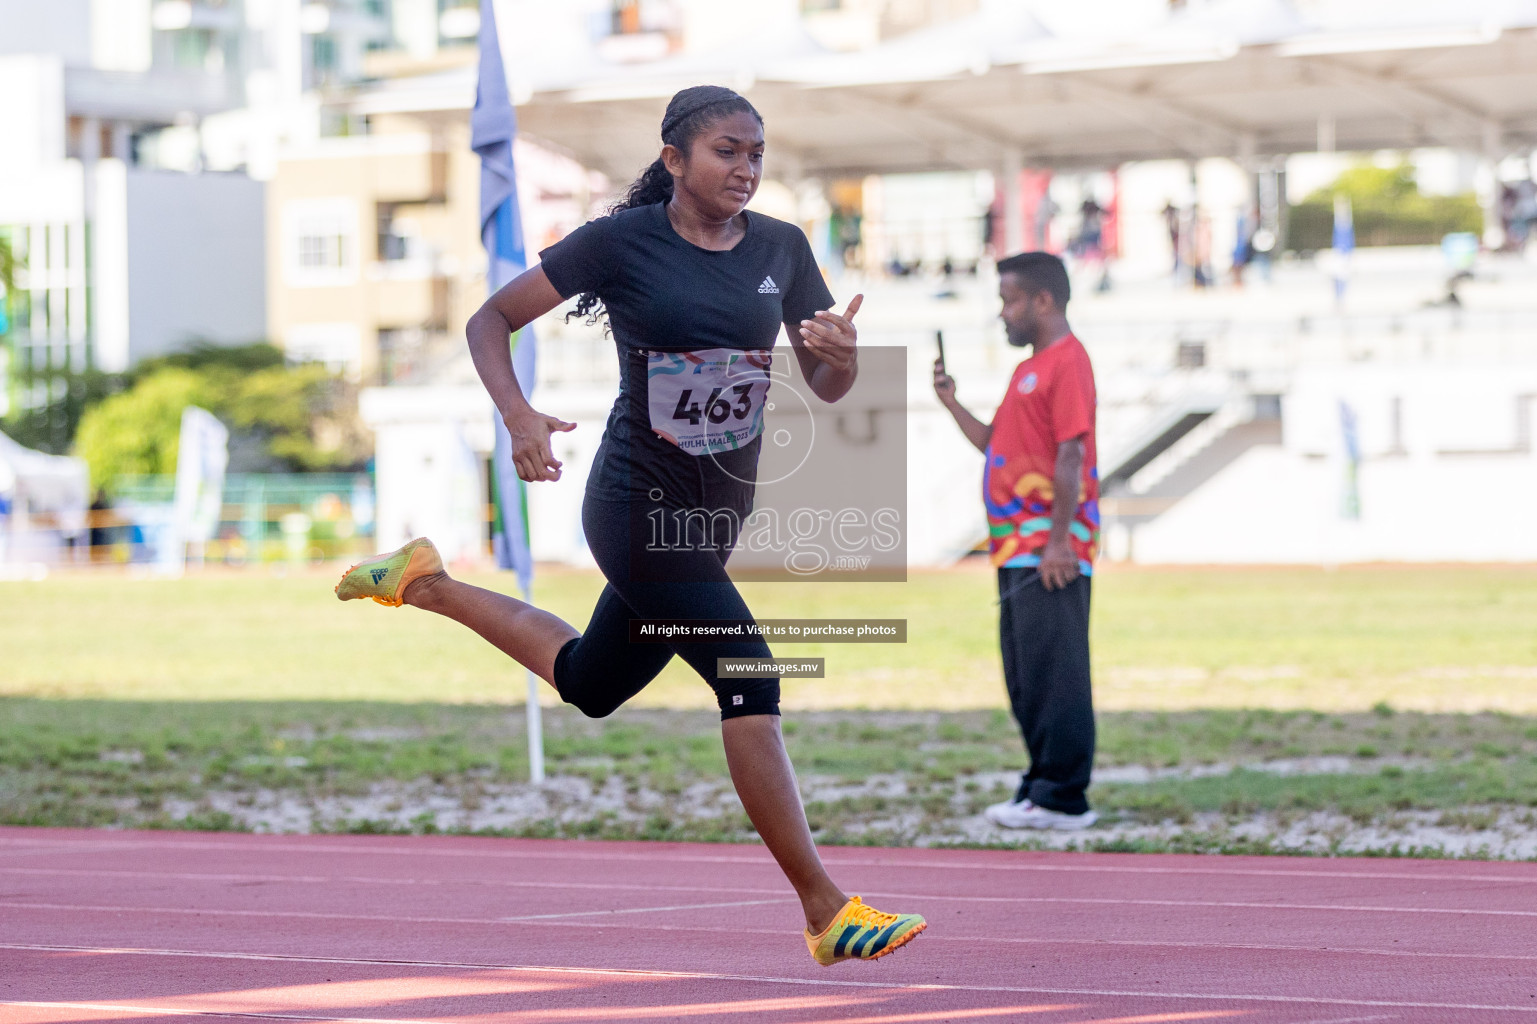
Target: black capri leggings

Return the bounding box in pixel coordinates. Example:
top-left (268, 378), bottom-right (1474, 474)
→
top-left (552, 492), bottom-right (781, 720)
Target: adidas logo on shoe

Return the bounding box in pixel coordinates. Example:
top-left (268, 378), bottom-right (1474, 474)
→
top-left (335, 537), bottom-right (443, 608)
top-left (758, 276), bottom-right (779, 294)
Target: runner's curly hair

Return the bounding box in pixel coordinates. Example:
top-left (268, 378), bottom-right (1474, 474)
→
top-left (567, 85), bottom-right (763, 326)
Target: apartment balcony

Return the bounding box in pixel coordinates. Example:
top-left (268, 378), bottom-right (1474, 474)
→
top-left (360, 47), bottom-right (476, 80)
top-left (371, 147), bottom-right (449, 204)
top-left (150, 1), bottom-right (243, 32)
top-left (367, 265), bottom-right (450, 330)
top-left (64, 66), bottom-right (237, 123)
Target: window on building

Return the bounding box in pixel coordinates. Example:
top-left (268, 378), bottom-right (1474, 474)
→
top-left (306, 32), bottom-right (340, 89)
top-left (593, 0), bottom-right (679, 59)
top-left (612, 0), bottom-right (641, 34)
top-left (284, 199), bottom-right (359, 287)
top-left (376, 202), bottom-right (445, 266)
top-left (378, 326), bottom-right (428, 383)
top-left (286, 323), bottom-right (363, 378)
top-left (151, 26), bottom-right (231, 73)
top-left (298, 231), bottom-right (348, 269)
top-left (437, 0), bottom-right (479, 43)
top-left (605, 0), bottom-right (680, 36)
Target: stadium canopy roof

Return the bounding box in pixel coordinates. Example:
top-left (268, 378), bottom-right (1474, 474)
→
top-left (348, 0), bottom-right (1537, 181)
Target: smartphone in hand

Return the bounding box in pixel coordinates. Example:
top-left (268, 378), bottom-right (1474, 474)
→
top-left (935, 330), bottom-right (946, 371)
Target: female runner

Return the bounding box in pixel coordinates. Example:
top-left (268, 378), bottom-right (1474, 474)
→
top-left (336, 85), bottom-right (925, 965)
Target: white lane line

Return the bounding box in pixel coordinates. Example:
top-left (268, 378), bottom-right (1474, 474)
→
top-left (0, 866), bottom-right (787, 896)
top-left (858, 891), bottom-right (1537, 918)
top-left (0, 900), bottom-right (802, 928)
top-left (3, 834), bottom-right (1533, 885)
top-left (501, 898), bottom-right (793, 921)
top-left (9, 889), bottom-right (1536, 923)
top-left (1284, 1015), bottom-right (1398, 1024)
top-left (0, 1000), bottom-right (446, 1024)
top-left (6, 921), bottom-right (1534, 967)
top-left (5, 867), bottom-right (1527, 926)
top-left (3, 944), bottom-right (1535, 1015)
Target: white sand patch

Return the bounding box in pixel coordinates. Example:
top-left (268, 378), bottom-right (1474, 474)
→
top-left (948, 807), bottom-right (1537, 859)
top-left (155, 758), bottom-right (1537, 860)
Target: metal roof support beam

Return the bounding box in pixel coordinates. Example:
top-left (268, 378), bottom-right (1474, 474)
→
top-left (1295, 56), bottom-right (1491, 149)
top-left (818, 87), bottom-right (1017, 172)
top-left (1054, 76), bottom-right (1248, 161)
top-left (1002, 145), bottom-right (1024, 252)
top-left (857, 86), bottom-right (1016, 154)
top-left (1482, 119), bottom-right (1506, 250)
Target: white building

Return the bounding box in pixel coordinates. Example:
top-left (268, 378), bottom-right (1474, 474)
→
top-left (0, 2), bottom-right (268, 432)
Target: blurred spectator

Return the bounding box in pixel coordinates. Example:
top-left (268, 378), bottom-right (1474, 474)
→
top-left (1163, 201), bottom-right (1182, 275)
top-left (1075, 197), bottom-right (1113, 293)
top-left (1249, 226), bottom-right (1277, 282)
top-left (1499, 183), bottom-right (1518, 250)
top-left (88, 490), bottom-right (114, 562)
top-left (1034, 190), bottom-right (1058, 251)
top-left (1189, 212), bottom-right (1214, 289)
top-left (1510, 181), bottom-right (1535, 253)
top-left (1437, 231), bottom-right (1479, 306)
top-left (1231, 209), bottom-right (1255, 287)
top-left (1329, 194), bottom-right (1355, 308)
top-left (1075, 197), bottom-right (1104, 259)
top-left (831, 204), bottom-right (862, 269)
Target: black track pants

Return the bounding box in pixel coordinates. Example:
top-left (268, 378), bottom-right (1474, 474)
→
top-left (998, 569), bottom-right (1095, 814)
top-left (552, 494), bottom-right (780, 720)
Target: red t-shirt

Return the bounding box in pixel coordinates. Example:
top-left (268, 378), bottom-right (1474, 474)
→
top-left (983, 334), bottom-right (1100, 572)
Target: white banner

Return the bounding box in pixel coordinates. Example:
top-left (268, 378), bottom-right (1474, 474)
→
top-left (171, 405), bottom-right (229, 569)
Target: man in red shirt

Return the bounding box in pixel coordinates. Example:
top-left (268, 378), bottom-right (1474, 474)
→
top-left (934, 251), bottom-right (1099, 830)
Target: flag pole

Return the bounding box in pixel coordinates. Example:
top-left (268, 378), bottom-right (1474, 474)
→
top-left (522, 587), bottom-right (545, 784)
top-left (475, 0), bottom-right (545, 785)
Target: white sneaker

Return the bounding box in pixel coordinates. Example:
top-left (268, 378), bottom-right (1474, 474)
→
top-left (985, 798), bottom-right (1099, 831)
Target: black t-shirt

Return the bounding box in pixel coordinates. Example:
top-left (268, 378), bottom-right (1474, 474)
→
top-left (539, 203), bottom-right (835, 506)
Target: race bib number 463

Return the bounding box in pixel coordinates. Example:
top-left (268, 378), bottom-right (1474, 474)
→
top-left (646, 348), bottom-right (772, 455)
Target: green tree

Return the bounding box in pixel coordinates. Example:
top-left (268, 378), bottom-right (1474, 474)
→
top-left (1287, 159), bottom-right (1482, 250)
top-left (127, 341), bottom-right (287, 383)
top-left (73, 347), bottom-right (371, 493)
top-left (74, 368), bottom-right (211, 490)
top-left (0, 234), bottom-right (15, 298)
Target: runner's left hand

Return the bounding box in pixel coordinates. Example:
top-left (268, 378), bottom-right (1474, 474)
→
top-left (799, 294), bottom-right (861, 372)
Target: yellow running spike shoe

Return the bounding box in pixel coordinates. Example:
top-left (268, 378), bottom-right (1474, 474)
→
top-left (335, 537), bottom-right (442, 607)
top-left (804, 896), bottom-right (926, 966)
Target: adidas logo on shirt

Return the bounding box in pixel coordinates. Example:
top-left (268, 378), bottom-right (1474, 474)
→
top-left (758, 276), bottom-right (779, 294)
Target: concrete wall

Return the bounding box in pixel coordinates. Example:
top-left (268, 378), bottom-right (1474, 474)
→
top-left (359, 386), bottom-right (493, 566)
top-left (0, 55), bottom-right (67, 169)
top-left (0, 0), bottom-right (92, 65)
top-left (0, 0), bottom-right (151, 71)
top-left (1133, 363), bottom-right (1537, 564)
top-left (119, 168), bottom-right (267, 367)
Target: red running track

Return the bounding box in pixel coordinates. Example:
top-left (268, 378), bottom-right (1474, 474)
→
top-left (1, 827), bottom-right (1535, 1023)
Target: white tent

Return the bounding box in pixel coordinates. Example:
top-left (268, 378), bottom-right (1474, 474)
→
top-left (350, 0), bottom-right (1537, 180)
top-left (0, 430), bottom-right (90, 566)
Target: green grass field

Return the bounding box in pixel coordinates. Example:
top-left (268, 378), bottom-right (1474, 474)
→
top-left (3, 564), bottom-right (1536, 855)
top-left (5, 562), bottom-right (1537, 711)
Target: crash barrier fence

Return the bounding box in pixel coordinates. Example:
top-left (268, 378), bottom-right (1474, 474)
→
top-left (2, 474), bottom-right (380, 567)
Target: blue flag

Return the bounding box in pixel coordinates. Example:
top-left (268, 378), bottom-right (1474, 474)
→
top-left (473, 0), bottom-right (536, 592)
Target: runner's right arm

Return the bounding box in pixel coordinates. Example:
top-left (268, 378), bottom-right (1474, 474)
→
top-left (932, 359), bottom-right (993, 452)
top-left (468, 266), bottom-right (576, 483)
